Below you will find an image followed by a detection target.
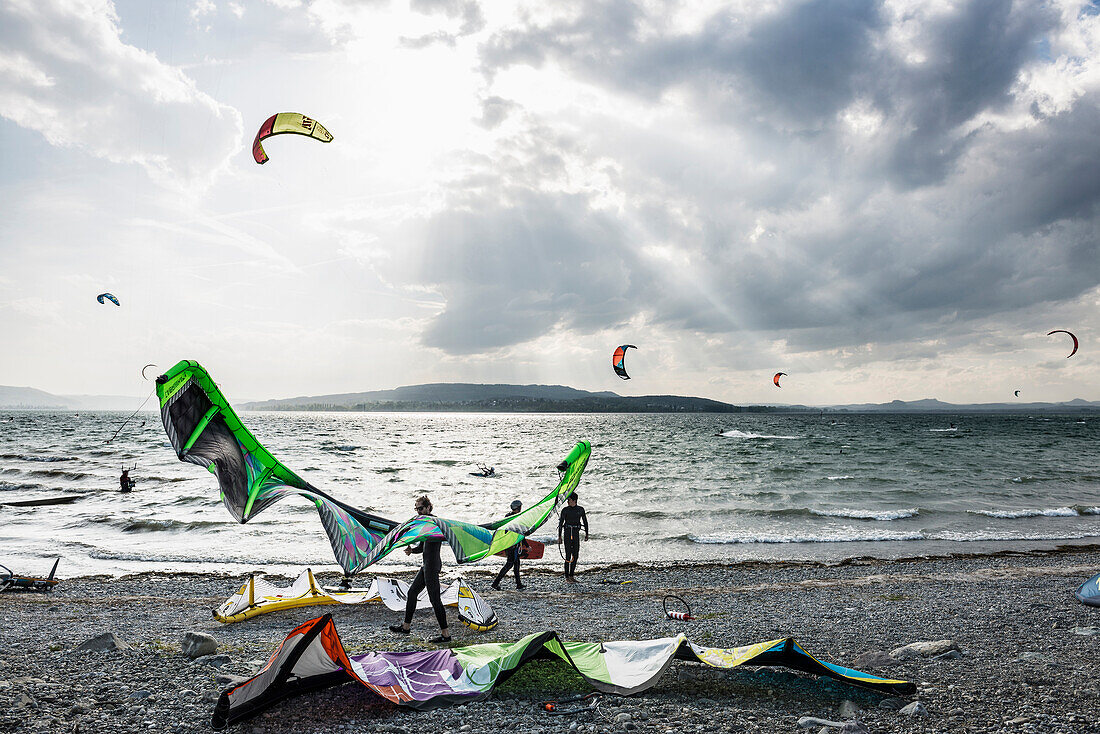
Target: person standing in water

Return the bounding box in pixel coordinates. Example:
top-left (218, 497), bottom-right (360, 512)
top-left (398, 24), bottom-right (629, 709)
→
top-left (389, 495), bottom-right (451, 643)
top-left (558, 493), bottom-right (588, 583)
top-left (491, 500), bottom-right (527, 591)
top-left (119, 469), bottom-right (135, 493)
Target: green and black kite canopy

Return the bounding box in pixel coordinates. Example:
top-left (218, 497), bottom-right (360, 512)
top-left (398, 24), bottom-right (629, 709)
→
top-left (156, 360), bottom-right (590, 575)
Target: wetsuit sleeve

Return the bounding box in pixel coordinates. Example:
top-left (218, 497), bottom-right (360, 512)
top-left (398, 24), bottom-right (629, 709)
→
top-left (558, 511), bottom-right (565, 534)
top-left (408, 542), bottom-right (424, 555)
top-left (581, 508), bottom-right (588, 535)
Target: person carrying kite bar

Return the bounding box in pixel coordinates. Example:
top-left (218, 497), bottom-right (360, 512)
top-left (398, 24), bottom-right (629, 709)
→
top-left (389, 495), bottom-right (451, 643)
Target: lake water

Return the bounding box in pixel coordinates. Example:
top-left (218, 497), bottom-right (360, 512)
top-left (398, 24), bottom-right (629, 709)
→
top-left (2, 410), bottom-right (1098, 577)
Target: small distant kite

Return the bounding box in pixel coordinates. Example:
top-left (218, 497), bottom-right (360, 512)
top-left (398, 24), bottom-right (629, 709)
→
top-left (141, 364), bottom-right (158, 381)
top-left (612, 345), bottom-right (637, 380)
top-left (252, 113), bottom-right (334, 164)
top-left (1014, 390), bottom-right (1021, 397)
top-left (1047, 329), bottom-right (1079, 358)
top-left (96, 293), bottom-right (119, 306)
top-left (773, 372), bottom-right (787, 388)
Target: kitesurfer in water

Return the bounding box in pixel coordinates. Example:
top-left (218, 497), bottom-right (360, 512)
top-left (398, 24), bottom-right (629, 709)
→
top-left (558, 494), bottom-right (588, 583)
top-left (119, 469), bottom-right (135, 493)
top-left (389, 495), bottom-right (451, 643)
top-left (491, 500), bottom-right (527, 591)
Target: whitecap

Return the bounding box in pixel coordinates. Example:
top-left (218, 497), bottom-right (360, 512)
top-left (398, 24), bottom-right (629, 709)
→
top-left (968, 507), bottom-right (1078, 519)
top-left (719, 429), bottom-right (802, 440)
top-left (811, 507), bottom-right (919, 521)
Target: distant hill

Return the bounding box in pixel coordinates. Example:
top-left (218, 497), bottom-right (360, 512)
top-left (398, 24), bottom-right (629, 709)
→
top-left (241, 383), bottom-right (742, 413)
top-left (829, 398), bottom-right (1100, 413)
top-left (0, 386), bottom-right (72, 409)
top-left (0, 386), bottom-right (147, 411)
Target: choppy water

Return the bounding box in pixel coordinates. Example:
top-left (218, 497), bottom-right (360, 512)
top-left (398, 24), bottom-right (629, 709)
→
top-left (1, 411), bottom-right (1099, 577)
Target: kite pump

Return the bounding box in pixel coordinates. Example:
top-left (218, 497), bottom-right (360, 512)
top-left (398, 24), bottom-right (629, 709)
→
top-left (663, 594), bottom-right (695, 621)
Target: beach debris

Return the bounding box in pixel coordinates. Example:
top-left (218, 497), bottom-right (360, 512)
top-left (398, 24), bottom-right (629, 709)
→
top-left (156, 361), bottom-right (591, 577)
top-left (933, 649), bottom-right (962, 660)
top-left (899, 701), bottom-right (928, 717)
top-left (0, 558), bottom-right (60, 593)
top-left (841, 722), bottom-right (869, 734)
top-left (75, 632), bottom-right (128, 652)
top-left (838, 700), bottom-right (860, 718)
top-left (852, 650), bottom-right (893, 669)
top-left (890, 639), bottom-right (960, 659)
top-left (212, 614), bottom-right (916, 729)
top-left (215, 570), bottom-right (497, 630)
top-left (181, 631), bottom-right (218, 658)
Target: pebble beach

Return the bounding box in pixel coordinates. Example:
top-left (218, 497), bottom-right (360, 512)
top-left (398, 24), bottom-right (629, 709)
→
top-left (3, 547), bottom-right (1099, 734)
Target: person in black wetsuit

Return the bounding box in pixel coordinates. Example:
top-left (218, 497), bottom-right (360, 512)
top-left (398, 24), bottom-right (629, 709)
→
top-left (119, 469), bottom-right (135, 493)
top-left (491, 500), bottom-right (527, 591)
top-left (558, 493), bottom-right (588, 583)
top-left (389, 495), bottom-right (451, 643)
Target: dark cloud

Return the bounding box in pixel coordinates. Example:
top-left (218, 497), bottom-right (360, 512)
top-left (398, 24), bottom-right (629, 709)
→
top-left (368, 0), bottom-right (1100, 362)
top-left (403, 190), bottom-right (646, 353)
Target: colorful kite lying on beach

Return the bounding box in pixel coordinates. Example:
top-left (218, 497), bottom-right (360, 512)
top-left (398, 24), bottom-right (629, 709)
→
top-left (155, 360), bottom-right (591, 575)
top-left (252, 113), bottom-right (333, 164)
top-left (212, 613), bottom-right (917, 729)
top-left (214, 569), bottom-right (496, 629)
top-left (1076, 572), bottom-right (1100, 607)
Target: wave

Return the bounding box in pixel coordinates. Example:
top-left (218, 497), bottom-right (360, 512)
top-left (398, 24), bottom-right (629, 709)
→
top-left (932, 529), bottom-right (1100, 542)
top-left (0, 453), bottom-right (75, 462)
top-left (429, 459), bottom-right (461, 466)
top-left (968, 506), bottom-right (1095, 519)
top-left (928, 428), bottom-right (958, 432)
top-left (688, 528), bottom-right (925, 544)
top-left (826, 475), bottom-right (855, 481)
top-left (326, 444), bottom-right (360, 452)
top-left (719, 429), bottom-right (802, 440)
top-left (810, 507), bottom-right (920, 521)
top-left (0, 481), bottom-right (41, 491)
top-left (121, 519), bottom-right (225, 533)
top-left (27, 468), bottom-right (92, 480)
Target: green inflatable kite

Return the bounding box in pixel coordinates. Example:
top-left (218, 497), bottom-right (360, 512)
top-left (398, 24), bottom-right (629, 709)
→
top-left (156, 360), bottom-right (591, 575)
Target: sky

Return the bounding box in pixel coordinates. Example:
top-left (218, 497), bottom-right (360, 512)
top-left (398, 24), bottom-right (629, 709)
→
top-left (1, 0), bottom-right (1099, 405)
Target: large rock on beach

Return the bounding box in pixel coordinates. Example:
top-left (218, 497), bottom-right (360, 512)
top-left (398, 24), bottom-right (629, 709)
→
top-left (890, 639), bottom-right (960, 659)
top-left (181, 631), bottom-right (218, 658)
top-left (798, 716), bottom-right (844, 728)
top-left (75, 632), bottom-right (128, 652)
top-left (899, 701), bottom-right (928, 717)
top-left (852, 650), bottom-right (893, 669)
